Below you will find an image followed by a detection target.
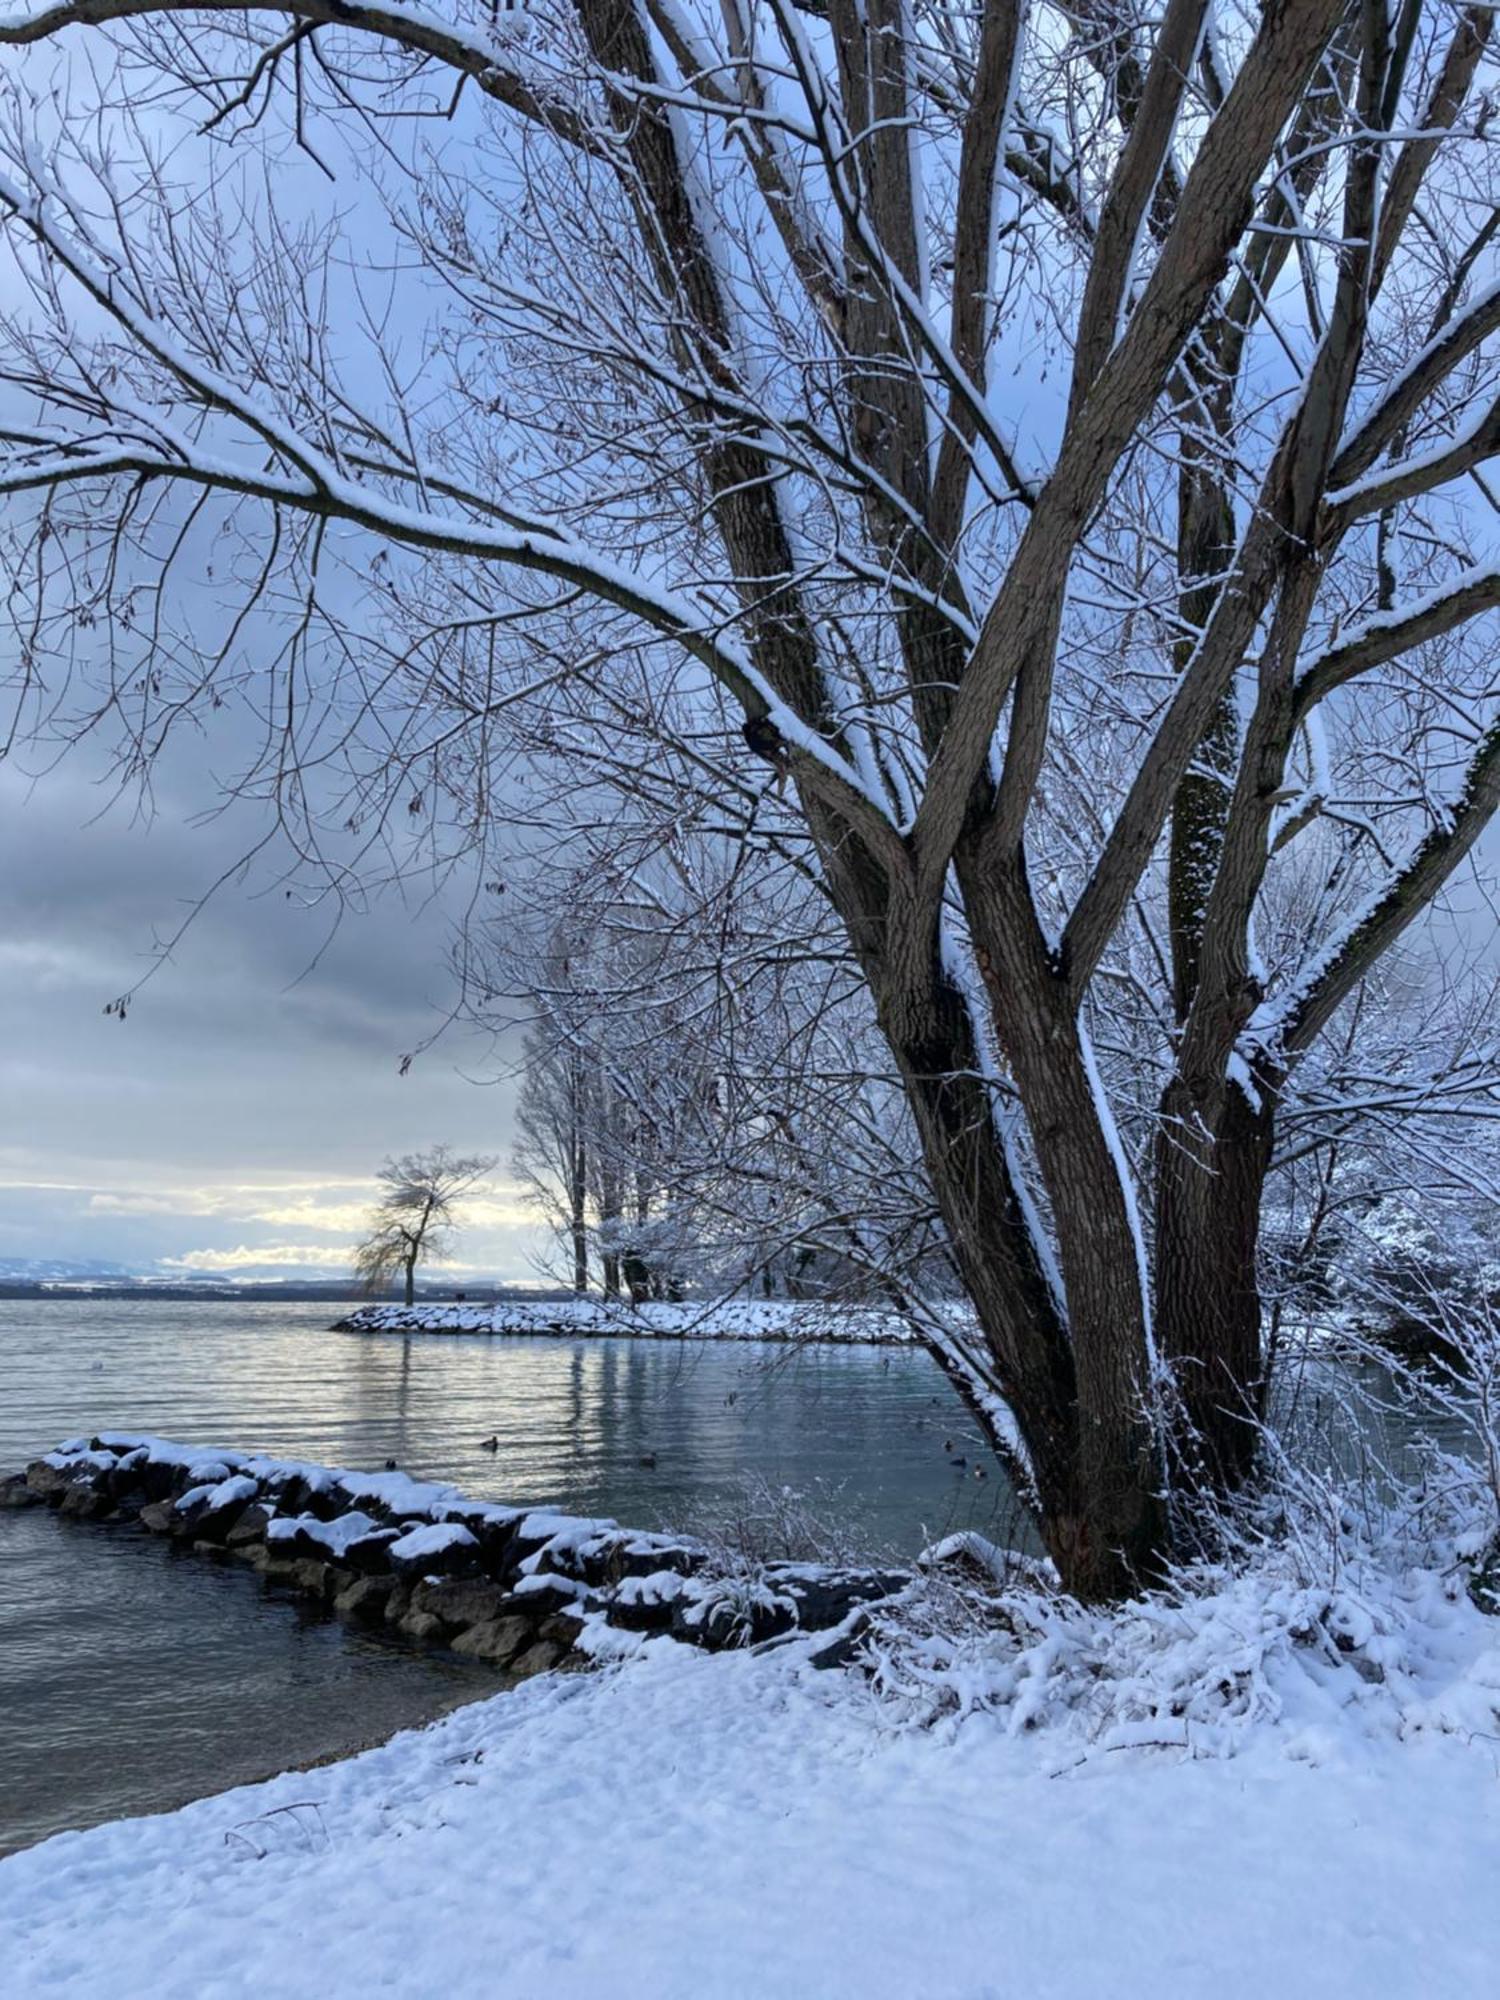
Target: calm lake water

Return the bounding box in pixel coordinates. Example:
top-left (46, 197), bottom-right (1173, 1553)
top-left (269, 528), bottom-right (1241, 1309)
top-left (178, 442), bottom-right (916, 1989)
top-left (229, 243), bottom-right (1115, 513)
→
top-left (0, 1299), bottom-right (1005, 1854)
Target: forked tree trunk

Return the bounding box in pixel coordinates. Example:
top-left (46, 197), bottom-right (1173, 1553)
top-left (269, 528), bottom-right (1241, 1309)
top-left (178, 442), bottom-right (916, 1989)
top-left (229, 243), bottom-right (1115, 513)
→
top-left (875, 954), bottom-right (1170, 1603)
top-left (1154, 1074), bottom-right (1277, 1496)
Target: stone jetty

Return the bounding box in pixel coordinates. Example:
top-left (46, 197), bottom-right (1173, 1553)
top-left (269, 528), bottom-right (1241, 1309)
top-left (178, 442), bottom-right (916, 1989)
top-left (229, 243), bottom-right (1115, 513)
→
top-left (4, 1434), bottom-right (907, 1677)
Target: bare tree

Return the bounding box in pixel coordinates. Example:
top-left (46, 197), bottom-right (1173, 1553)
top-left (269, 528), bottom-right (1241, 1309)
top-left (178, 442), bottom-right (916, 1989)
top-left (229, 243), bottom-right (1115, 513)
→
top-left (514, 1024), bottom-right (592, 1296)
top-left (355, 1147), bottom-right (497, 1307)
top-left (494, 832), bottom-right (952, 1307)
top-left (4, 3), bottom-right (1500, 1595)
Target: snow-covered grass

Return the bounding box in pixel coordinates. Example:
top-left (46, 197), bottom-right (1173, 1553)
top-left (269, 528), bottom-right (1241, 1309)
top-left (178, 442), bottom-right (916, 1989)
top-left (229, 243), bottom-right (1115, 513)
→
top-left (6, 1476), bottom-right (1500, 1998)
top-left (338, 1296), bottom-right (917, 1342)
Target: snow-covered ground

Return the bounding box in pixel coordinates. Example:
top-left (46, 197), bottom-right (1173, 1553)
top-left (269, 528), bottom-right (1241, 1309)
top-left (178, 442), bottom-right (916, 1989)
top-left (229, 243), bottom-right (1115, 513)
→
top-left (340, 1296), bottom-right (917, 1341)
top-left (6, 1549), bottom-right (1500, 1998)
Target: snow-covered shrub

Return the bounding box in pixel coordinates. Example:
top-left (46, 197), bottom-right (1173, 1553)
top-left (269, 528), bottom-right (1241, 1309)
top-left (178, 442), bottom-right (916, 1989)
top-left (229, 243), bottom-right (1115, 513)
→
top-left (664, 1479), bottom-right (880, 1648)
top-left (681, 1477), bottom-right (875, 1571)
top-left (1326, 1196), bottom-right (1500, 1357)
top-left (1374, 1288), bottom-right (1500, 1613)
top-left (860, 1459), bottom-right (1500, 1759)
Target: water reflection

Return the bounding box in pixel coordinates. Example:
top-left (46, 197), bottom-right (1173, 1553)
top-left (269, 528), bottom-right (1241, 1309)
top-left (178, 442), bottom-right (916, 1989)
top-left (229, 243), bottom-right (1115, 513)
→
top-left (1, 1300), bottom-right (1022, 1554)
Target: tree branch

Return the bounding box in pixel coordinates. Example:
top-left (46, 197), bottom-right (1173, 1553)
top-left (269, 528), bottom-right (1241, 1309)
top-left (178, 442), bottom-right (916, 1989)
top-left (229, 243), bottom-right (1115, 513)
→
top-left (1280, 714), bottom-right (1500, 1055)
top-left (1293, 564), bottom-right (1500, 722)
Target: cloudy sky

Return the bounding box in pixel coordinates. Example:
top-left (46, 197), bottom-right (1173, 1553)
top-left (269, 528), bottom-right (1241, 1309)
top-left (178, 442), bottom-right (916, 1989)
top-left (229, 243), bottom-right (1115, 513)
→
top-left (0, 747), bottom-right (543, 1283)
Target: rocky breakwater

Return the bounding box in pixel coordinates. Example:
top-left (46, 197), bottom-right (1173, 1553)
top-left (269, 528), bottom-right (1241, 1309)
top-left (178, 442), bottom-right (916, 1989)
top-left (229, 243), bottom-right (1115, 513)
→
top-left (3, 1435), bottom-right (908, 1677)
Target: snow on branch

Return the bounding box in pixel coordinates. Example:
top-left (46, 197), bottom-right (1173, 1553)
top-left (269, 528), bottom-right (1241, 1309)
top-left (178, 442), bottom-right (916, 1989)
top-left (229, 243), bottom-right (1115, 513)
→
top-left (0, 0), bottom-right (602, 146)
top-left (1263, 714), bottom-right (1500, 1058)
top-left (1293, 565), bottom-right (1500, 722)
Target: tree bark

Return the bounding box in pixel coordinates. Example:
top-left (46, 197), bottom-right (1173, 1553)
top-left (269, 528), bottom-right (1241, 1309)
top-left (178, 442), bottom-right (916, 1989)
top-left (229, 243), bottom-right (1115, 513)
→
top-left (1154, 1069), bottom-right (1277, 1495)
top-left (875, 936), bottom-right (1168, 1601)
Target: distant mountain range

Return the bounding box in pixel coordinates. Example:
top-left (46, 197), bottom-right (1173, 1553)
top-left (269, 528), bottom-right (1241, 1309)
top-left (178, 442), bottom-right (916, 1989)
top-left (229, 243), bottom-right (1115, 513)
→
top-left (0, 1258), bottom-right (139, 1283)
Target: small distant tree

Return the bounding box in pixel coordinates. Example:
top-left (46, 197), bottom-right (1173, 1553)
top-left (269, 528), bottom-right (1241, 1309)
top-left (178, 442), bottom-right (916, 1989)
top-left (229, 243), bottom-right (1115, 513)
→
top-left (355, 1147), bottom-right (497, 1307)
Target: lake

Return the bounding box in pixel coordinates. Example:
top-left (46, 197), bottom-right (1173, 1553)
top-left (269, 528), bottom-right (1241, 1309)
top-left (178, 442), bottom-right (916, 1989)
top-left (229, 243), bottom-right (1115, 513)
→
top-left (0, 1299), bottom-right (1006, 1853)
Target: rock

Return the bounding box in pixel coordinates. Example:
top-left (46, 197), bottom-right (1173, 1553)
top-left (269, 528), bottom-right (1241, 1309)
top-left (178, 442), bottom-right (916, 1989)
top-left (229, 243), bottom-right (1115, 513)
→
top-left (225, 1504), bottom-right (273, 1551)
top-left (137, 1460), bottom-right (182, 1504)
top-left (59, 1481), bottom-right (114, 1521)
top-left (1469, 1537), bottom-right (1500, 1615)
top-left (608, 1595), bottom-right (678, 1635)
top-left (408, 1577), bottom-right (511, 1630)
top-left (260, 1471), bottom-right (334, 1519)
top-left (450, 1616), bottom-right (535, 1665)
top-left (333, 1576), bottom-right (394, 1623)
top-left (139, 1499), bottom-right (178, 1534)
top-left (388, 1521), bottom-right (482, 1580)
top-left (289, 1557), bottom-right (332, 1598)
top-left (766, 1566), bottom-right (908, 1632)
top-left (537, 1612), bottom-right (583, 1646)
top-left (254, 1550), bottom-right (303, 1585)
top-left (551, 1534), bottom-right (704, 1590)
top-left (399, 1611), bottom-right (448, 1644)
top-left (505, 1519), bottom-right (569, 1576)
top-left (466, 1515), bottom-right (521, 1569)
top-left (504, 1575), bottom-right (589, 1620)
top-left (805, 1611), bottom-right (873, 1671)
top-left (678, 1595), bottom-right (795, 1649)
top-left (510, 1639), bottom-right (564, 1678)
top-left (100, 1470), bottom-right (147, 1510)
top-left (611, 1540), bottom-right (704, 1585)
top-left (430, 1504), bottom-right (521, 1570)
top-left (383, 1583), bottom-right (415, 1626)
top-left (177, 1480), bottom-right (259, 1546)
top-left (340, 1529), bottom-right (399, 1575)
top-left (25, 1461), bottom-right (72, 1502)
top-left (0, 1474), bottom-right (41, 1510)
top-left (268, 1512), bottom-right (398, 1573)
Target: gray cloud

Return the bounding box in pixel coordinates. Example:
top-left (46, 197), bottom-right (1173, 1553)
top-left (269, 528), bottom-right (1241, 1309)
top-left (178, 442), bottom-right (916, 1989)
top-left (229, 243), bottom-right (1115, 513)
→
top-left (0, 748), bottom-right (538, 1278)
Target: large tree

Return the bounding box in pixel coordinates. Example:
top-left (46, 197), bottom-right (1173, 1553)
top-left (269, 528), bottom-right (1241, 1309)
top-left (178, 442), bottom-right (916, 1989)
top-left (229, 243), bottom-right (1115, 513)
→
top-left (4, 1), bottom-right (1500, 1596)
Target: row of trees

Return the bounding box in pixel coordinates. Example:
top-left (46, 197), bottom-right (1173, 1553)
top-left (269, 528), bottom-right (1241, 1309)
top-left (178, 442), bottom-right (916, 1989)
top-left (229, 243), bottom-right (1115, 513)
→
top-left (4, 1), bottom-right (1500, 1595)
top-left (502, 838), bottom-right (924, 1305)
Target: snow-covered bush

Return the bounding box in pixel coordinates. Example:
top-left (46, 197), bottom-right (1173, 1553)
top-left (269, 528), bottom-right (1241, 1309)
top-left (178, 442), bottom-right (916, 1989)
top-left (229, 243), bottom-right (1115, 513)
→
top-left (681, 1477), bottom-right (874, 1572)
top-left (1326, 1196), bottom-right (1500, 1356)
top-left (861, 1456), bottom-right (1500, 1760)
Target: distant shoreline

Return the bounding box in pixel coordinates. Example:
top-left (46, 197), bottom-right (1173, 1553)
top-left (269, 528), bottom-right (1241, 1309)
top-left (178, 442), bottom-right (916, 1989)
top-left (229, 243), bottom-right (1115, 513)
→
top-left (335, 1299), bottom-right (918, 1345)
top-left (0, 1284), bottom-right (575, 1306)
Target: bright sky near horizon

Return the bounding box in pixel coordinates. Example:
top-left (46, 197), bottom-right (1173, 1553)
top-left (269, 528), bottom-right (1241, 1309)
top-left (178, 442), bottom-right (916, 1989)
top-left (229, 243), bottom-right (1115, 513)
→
top-left (0, 751), bottom-right (543, 1282)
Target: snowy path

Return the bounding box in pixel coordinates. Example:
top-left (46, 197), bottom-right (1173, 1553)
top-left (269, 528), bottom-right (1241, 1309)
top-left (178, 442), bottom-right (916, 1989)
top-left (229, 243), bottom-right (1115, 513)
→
top-left (4, 1640), bottom-right (1498, 1999)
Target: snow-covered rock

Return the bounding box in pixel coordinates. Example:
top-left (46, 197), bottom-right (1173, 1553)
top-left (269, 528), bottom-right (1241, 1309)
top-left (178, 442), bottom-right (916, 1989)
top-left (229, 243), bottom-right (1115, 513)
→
top-left (17, 1434), bottom-right (911, 1671)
